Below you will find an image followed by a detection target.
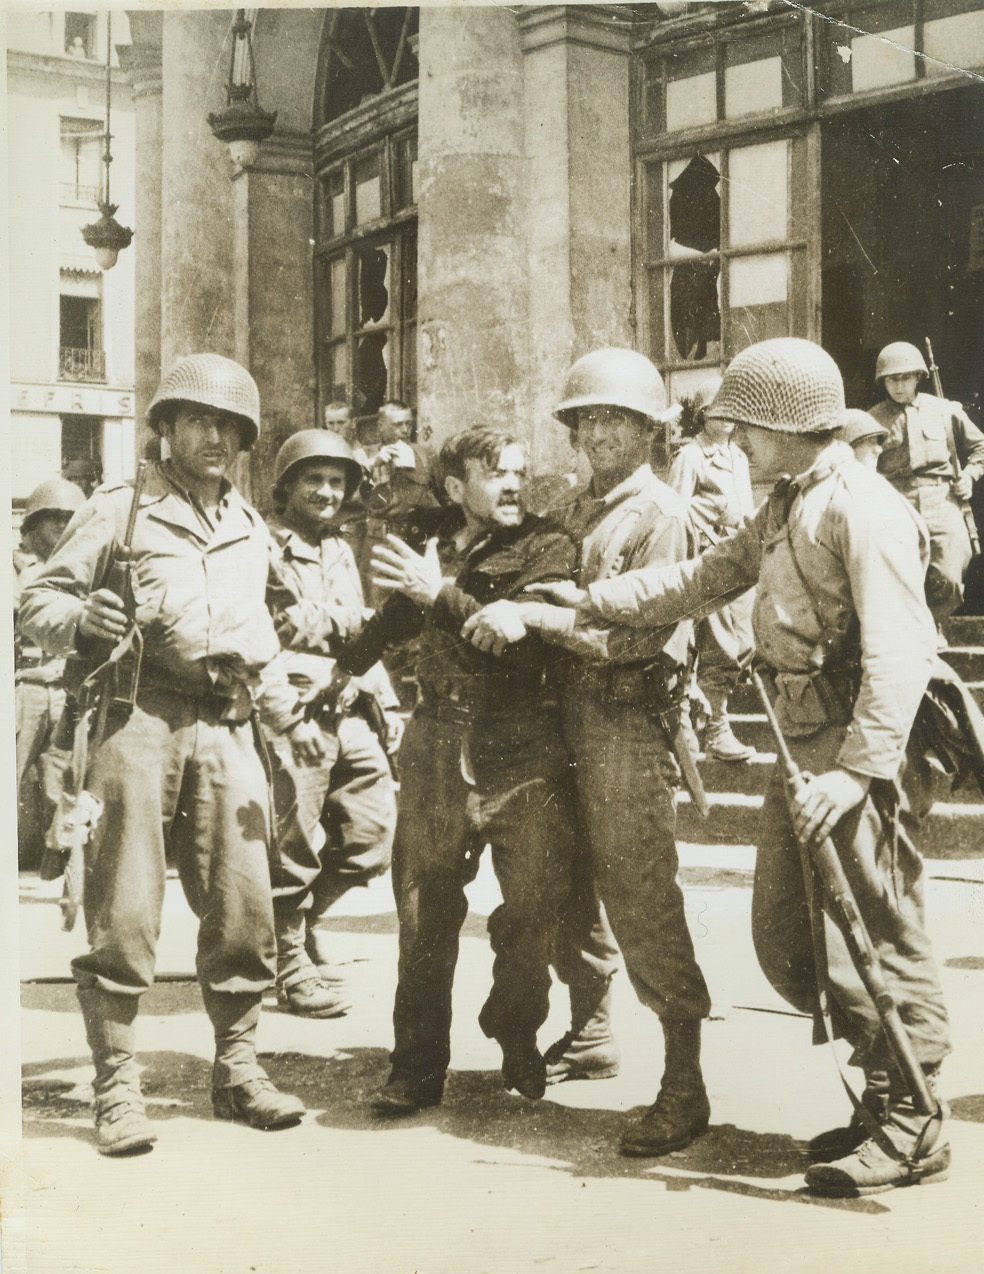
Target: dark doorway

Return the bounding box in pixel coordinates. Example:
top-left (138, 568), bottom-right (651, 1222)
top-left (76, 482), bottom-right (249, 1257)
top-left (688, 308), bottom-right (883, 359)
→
top-left (821, 84), bottom-right (984, 610)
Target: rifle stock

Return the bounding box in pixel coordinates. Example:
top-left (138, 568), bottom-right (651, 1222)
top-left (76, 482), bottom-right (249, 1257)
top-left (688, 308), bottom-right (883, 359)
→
top-left (751, 670), bottom-right (936, 1115)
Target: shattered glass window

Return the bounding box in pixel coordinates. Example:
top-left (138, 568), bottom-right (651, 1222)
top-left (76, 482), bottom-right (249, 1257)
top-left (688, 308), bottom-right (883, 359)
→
top-left (668, 155), bottom-right (721, 361)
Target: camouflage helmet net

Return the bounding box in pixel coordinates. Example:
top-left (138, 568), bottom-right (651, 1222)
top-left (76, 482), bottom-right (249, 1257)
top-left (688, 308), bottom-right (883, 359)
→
top-left (706, 338), bottom-right (845, 434)
top-left (147, 353), bottom-right (261, 450)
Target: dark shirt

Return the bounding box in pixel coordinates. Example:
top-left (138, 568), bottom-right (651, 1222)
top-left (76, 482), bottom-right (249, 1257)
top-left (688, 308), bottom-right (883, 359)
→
top-left (338, 512), bottom-right (576, 716)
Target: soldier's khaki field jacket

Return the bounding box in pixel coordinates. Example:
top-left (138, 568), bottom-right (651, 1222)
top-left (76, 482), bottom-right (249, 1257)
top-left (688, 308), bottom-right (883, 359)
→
top-left (580, 443), bottom-right (937, 781)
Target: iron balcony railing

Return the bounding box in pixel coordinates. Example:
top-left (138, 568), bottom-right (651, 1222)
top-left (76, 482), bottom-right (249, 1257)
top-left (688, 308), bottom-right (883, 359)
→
top-left (59, 347), bottom-right (106, 382)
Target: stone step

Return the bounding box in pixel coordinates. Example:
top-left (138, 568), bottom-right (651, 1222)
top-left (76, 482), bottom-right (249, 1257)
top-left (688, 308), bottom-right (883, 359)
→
top-left (944, 615), bottom-right (984, 645)
top-left (939, 648), bottom-right (984, 682)
top-left (697, 746), bottom-right (984, 805)
top-left (677, 792), bottom-right (984, 858)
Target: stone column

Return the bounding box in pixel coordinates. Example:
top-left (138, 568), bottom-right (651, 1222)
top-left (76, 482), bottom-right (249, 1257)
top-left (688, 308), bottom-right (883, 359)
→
top-left (517, 6), bottom-right (634, 476)
top-left (416, 7), bottom-right (531, 452)
top-left (120, 11), bottom-right (162, 460)
top-left (159, 11), bottom-right (237, 365)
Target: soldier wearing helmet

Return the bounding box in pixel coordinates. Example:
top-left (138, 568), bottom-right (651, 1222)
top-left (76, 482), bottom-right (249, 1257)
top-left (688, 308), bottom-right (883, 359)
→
top-left (463, 347), bottom-right (714, 1159)
top-left (260, 429), bottom-right (399, 1018)
top-left (668, 375), bottom-right (756, 762)
top-left (535, 338), bottom-right (952, 1197)
top-left (13, 477), bottom-right (85, 868)
top-left (19, 354), bottom-right (307, 1156)
top-left (869, 340), bottom-right (984, 619)
top-left (839, 409), bottom-right (888, 469)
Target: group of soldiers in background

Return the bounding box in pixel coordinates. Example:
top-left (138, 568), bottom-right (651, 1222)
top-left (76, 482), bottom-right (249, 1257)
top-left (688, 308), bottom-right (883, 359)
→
top-left (12, 333), bottom-right (984, 1200)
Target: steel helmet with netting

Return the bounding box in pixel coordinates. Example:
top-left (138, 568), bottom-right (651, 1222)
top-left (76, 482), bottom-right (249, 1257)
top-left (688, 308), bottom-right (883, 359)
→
top-left (874, 342), bottom-right (929, 383)
top-left (273, 429), bottom-right (364, 501)
top-left (22, 477), bottom-right (86, 531)
top-left (147, 353), bottom-right (261, 450)
top-left (706, 338), bottom-right (845, 434)
top-left (553, 348), bottom-right (676, 429)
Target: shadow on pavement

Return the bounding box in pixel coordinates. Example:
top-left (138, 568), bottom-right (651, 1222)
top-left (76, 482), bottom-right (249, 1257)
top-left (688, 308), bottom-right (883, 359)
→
top-left (20, 979), bottom-right (206, 1016)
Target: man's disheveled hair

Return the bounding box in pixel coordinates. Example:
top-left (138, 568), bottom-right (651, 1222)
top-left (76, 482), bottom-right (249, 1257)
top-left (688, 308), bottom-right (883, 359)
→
top-left (436, 426), bottom-right (520, 489)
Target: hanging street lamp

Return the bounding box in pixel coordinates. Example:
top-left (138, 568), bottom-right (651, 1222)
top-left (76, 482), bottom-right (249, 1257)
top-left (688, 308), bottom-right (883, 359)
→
top-left (81, 12), bottom-right (133, 271)
top-left (207, 10), bottom-right (277, 172)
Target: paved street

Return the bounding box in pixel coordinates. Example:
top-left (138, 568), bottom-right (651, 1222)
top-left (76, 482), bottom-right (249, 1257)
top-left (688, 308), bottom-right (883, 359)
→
top-left (6, 844), bottom-right (984, 1274)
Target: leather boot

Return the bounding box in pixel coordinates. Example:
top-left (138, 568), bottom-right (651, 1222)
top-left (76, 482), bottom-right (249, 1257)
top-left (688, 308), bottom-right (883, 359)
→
top-left (212, 1076), bottom-right (306, 1130)
top-left (304, 922), bottom-right (348, 987)
top-left (619, 1019), bottom-right (710, 1157)
top-left (276, 904), bottom-right (350, 1018)
top-left (807, 1069), bottom-right (891, 1162)
top-left (544, 980), bottom-right (620, 1085)
top-left (77, 986), bottom-right (157, 1157)
top-left (805, 1068), bottom-right (950, 1197)
top-left (704, 690), bottom-right (754, 763)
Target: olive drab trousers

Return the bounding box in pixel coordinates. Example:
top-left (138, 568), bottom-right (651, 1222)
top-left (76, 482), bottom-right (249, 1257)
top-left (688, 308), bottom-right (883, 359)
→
top-left (72, 687), bottom-right (277, 1089)
top-left (753, 723), bottom-right (950, 1071)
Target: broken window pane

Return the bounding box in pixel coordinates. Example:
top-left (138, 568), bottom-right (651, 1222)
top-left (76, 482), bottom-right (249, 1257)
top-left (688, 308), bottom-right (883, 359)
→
top-left (670, 261), bottom-right (721, 361)
top-left (668, 154), bottom-right (721, 253)
top-left (729, 141), bottom-right (788, 247)
top-left (357, 242), bottom-right (390, 328)
top-left (354, 332), bottom-right (389, 417)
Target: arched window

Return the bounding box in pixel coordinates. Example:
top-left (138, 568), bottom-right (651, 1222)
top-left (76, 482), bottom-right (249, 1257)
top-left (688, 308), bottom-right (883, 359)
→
top-left (313, 8), bottom-right (418, 431)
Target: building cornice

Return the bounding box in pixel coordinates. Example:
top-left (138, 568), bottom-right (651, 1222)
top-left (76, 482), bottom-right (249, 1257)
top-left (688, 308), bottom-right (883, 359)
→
top-left (7, 49), bottom-right (132, 91)
top-left (517, 5), bottom-right (634, 55)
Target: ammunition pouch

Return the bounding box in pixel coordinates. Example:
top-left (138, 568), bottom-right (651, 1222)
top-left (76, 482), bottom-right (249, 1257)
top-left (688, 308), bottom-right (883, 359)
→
top-left (770, 661), bottom-right (861, 730)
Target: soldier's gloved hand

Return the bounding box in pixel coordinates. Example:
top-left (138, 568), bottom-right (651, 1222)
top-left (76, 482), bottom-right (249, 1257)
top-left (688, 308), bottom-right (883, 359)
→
top-left (78, 588), bottom-right (128, 641)
top-left (524, 580), bottom-right (587, 607)
top-left (287, 718), bottom-right (328, 765)
top-left (462, 600), bottom-right (528, 656)
top-left (791, 767), bottom-right (871, 846)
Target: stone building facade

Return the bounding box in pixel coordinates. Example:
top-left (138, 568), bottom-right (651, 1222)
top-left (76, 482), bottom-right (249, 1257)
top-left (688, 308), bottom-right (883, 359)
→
top-left (124, 2), bottom-right (984, 512)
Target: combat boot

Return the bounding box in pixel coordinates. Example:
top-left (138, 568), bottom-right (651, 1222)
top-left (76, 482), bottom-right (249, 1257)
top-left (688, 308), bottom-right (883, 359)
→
top-left (619, 1019), bottom-right (710, 1157)
top-left (544, 980), bottom-right (620, 1085)
top-left (805, 1070), bottom-right (950, 1197)
top-left (704, 691), bottom-right (754, 763)
top-left (212, 1076), bottom-right (306, 1130)
top-left (276, 903), bottom-right (350, 1018)
top-left (807, 1069), bottom-right (891, 1162)
top-left (77, 986), bottom-right (157, 1157)
top-left (304, 921), bottom-right (348, 987)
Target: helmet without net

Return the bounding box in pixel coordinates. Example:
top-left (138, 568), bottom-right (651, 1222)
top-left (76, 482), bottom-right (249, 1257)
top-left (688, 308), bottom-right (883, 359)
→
top-left (874, 342), bottom-right (929, 383)
top-left (554, 348), bottom-right (674, 428)
top-left (22, 477), bottom-right (86, 530)
top-left (273, 429), bottom-right (364, 500)
top-left (692, 376), bottom-right (724, 421)
top-left (839, 409), bottom-right (888, 449)
top-left (706, 338), bottom-right (845, 434)
top-left (147, 354), bottom-right (261, 450)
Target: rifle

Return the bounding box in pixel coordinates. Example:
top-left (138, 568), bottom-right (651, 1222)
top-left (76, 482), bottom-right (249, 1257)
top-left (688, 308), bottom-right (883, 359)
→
top-left (46, 462), bottom-right (149, 930)
top-left (750, 669), bottom-right (936, 1117)
top-left (925, 337), bottom-right (980, 555)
